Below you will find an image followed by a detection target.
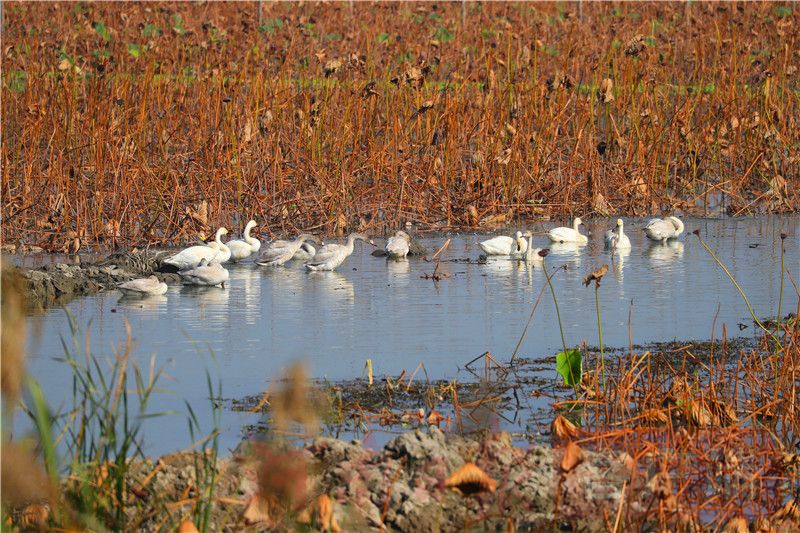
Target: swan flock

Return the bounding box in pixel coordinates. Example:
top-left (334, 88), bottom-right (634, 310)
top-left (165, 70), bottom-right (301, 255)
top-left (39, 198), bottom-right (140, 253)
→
top-left (119, 216), bottom-right (686, 297)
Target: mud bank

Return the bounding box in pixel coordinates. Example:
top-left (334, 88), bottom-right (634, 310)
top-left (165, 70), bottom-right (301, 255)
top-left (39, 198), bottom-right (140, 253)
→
top-left (116, 429), bottom-right (652, 532)
top-left (12, 252), bottom-right (177, 309)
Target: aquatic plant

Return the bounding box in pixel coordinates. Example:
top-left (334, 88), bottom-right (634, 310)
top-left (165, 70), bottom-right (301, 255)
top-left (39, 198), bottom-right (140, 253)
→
top-left (2, 3), bottom-right (798, 250)
top-left (584, 264), bottom-right (609, 387)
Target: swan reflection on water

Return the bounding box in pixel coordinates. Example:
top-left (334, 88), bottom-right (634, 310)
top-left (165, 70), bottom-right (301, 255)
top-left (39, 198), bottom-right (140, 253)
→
top-left (547, 241), bottom-right (583, 266)
top-left (116, 293), bottom-right (168, 311)
top-left (386, 258), bottom-right (411, 275)
top-left (609, 246), bottom-right (631, 281)
top-left (645, 241), bottom-right (685, 264)
top-left (307, 270), bottom-right (355, 305)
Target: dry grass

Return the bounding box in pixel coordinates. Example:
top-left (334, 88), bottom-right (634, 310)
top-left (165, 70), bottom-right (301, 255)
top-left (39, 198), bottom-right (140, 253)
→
top-left (2, 2), bottom-right (798, 251)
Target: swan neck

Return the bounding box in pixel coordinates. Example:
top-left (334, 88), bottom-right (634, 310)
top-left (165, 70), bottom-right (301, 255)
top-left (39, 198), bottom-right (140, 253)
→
top-left (215, 229), bottom-right (225, 243)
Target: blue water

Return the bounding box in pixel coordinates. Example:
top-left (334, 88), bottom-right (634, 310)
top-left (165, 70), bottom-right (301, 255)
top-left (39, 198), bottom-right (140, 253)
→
top-left (21, 216), bottom-right (799, 455)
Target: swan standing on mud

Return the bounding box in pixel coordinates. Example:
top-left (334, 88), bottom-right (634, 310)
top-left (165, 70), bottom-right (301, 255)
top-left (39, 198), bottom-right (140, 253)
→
top-left (604, 219), bottom-right (632, 250)
top-left (179, 258), bottom-right (230, 287)
top-left (256, 234), bottom-right (320, 267)
top-left (479, 231), bottom-right (528, 256)
top-left (164, 227), bottom-right (231, 269)
top-left (225, 220), bottom-right (261, 262)
top-left (644, 216), bottom-right (684, 243)
top-left (385, 230), bottom-right (412, 259)
top-left (548, 218), bottom-right (588, 244)
top-left (305, 233), bottom-right (374, 271)
top-left (117, 275), bottom-right (168, 296)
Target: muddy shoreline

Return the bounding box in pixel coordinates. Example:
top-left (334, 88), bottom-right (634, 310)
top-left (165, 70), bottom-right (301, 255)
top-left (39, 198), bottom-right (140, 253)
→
top-left (73, 429), bottom-right (644, 532)
top-left (10, 251), bottom-right (177, 309)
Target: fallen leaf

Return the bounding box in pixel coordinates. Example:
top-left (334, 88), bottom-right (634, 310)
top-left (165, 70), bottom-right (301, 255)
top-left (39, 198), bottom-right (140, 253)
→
top-left (177, 520), bottom-right (200, 533)
top-left (427, 410), bottom-right (445, 426)
top-left (445, 462), bottom-right (497, 495)
top-left (324, 58), bottom-right (342, 77)
top-left (243, 494), bottom-right (272, 526)
top-left (624, 34), bottom-right (646, 56)
top-left (551, 415), bottom-right (580, 440)
top-left (599, 78), bottom-right (614, 103)
top-left (560, 441), bottom-right (584, 472)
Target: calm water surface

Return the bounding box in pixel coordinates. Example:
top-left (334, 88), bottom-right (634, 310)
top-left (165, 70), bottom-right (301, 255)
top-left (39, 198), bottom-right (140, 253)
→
top-left (22, 216), bottom-right (798, 455)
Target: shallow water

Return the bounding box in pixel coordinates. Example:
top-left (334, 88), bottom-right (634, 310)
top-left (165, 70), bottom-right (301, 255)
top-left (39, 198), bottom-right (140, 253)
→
top-left (20, 216), bottom-right (799, 455)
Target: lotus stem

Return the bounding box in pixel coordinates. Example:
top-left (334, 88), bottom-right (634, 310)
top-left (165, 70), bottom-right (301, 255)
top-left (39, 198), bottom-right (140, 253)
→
top-left (544, 261), bottom-right (568, 355)
top-left (693, 232), bottom-right (780, 347)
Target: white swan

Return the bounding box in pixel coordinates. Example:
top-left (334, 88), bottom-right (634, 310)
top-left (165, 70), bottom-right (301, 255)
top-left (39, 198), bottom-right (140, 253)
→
top-left (522, 231), bottom-right (544, 263)
top-left (604, 219), bottom-right (631, 250)
top-left (479, 231), bottom-right (528, 256)
top-left (644, 216), bottom-right (684, 243)
top-left (386, 230), bottom-right (411, 259)
top-left (117, 275), bottom-right (168, 296)
top-left (548, 218), bottom-right (588, 244)
top-left (164, 227), bottom-right (230, 269)
top-left (305, 233), bottom-right (374, 271)
top-left (292, 243), bottom-right (317, 261)
top-left (179, 258), bottom-right (230, 287)
top-left (256, 234), bottom-right (320, 267)
top-left (225, 220), bottom-right (261, 262)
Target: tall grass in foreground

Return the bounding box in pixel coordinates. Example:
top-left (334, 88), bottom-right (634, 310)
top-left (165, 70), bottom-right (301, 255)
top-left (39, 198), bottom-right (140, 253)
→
top-left (6, 310), bottom-right (223, 531)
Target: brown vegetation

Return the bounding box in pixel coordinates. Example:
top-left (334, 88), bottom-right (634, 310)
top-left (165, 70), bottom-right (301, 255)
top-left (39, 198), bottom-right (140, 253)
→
top-left (2, 2), bottom-right (799, 250)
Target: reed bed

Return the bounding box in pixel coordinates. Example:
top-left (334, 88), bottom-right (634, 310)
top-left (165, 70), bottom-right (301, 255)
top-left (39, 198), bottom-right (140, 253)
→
top-left (2, 2), bottom-right (798, 251)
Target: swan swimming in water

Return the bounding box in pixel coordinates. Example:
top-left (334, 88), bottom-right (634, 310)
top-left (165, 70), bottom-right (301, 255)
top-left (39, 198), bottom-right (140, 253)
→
top-left (225, 220), bottom-right (261, 262)
top-left (385, 230), bottom-right (411, 259)
top-left (521, 231), bottom-right (544, 263)
top-left (479, 231), bottom-right (528, 256)
top-left (164, 227), bottom-right (231, 269)
top-left (604, 219), bottom-right (632, 250)
top-left (305, 233), bottom-right (374, 271)
top-left (117, 275), bottom-right (168, 296)
top-left (548, 218), bottom-right (588, 244)
top-left (256, 234), bottom-right (320, 267)
top-left (644, 216), bottom-right (684, 243)
top-left (179, 258), bottom-right (230, 287)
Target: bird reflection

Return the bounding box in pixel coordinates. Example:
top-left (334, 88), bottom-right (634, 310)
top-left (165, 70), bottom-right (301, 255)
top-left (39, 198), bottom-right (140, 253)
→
top-left (116, 294), bottom-right (168, 311)
top-left (610, 246), bottom-right (631, 281)
top-left (229, 265), bottom-right (262, 324)
top-left (645, 241), bottom-right (685, 264)
top-left (307, 271), bottom-right (355, 306)
top-left (386, 259), bottom-right (411, 275)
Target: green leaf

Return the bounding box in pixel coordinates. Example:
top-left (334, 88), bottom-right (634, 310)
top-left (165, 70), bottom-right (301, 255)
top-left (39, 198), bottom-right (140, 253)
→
top-left (6, 70), bottom-right (28, 93)
top-left (377, 32), bottom-right (390, 43)
top-left (433, 26), bottom-right (454, 43)
top-left (127, 43), bottom-right (142, 58)
top-left (93, 21), bottom-right (111, 42)
top-left (773, 5), bottom-right (792, 17)
top-left (324, 33), bottom-right (342, 41)
top-left (259, 18), bottom-right (284, 34)
top-left (172, 14), bottom-right (186, 36)
top-left (556, 349), bottom-right (582, 386)
top-left (142, 23), bottom-right (162, 38)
